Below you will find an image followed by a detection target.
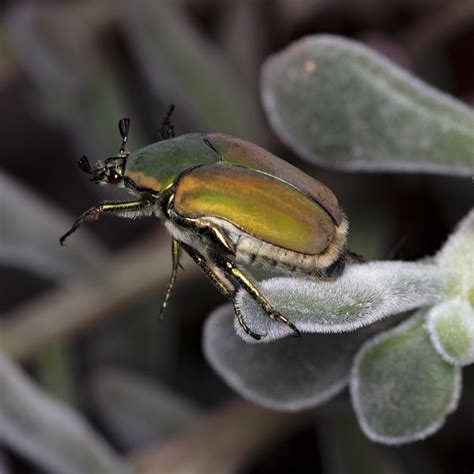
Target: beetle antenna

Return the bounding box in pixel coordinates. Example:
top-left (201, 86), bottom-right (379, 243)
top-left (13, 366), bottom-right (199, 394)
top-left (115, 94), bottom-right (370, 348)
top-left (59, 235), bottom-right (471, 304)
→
top-left (159, 104), bottom-right (176, 140)
top-left (118, 117), bottom-right (130, 156)
top-left (78, 155), bottom-right (93, 175)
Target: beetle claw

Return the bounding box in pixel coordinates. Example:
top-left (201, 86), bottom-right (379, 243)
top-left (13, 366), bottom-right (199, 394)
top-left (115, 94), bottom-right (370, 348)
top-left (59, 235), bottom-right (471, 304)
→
top-left (291, 326), bottom-right (302, 338)
top-left (244, 329), bottom-right (266, 340)
top-left (234, 303), bottom-right (266, 340)
top-left (270, 311), bottom-right (301, 338)
top-left (246, 328), bottom-right (266, 341)
top-left (240, 319), bottom-right (266, 340)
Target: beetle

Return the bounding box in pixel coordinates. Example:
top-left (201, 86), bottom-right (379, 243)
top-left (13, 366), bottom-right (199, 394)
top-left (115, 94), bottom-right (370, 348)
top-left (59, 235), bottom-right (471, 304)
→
top-left (60, 108), bottom-right (357, 340)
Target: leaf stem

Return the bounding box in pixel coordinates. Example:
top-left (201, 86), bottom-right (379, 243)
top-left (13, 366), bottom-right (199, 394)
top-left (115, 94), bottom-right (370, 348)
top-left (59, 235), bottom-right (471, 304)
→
top-left (130, 398), bottom-right (304, 474)
top-left (0, 233), bottom-right (198, 361)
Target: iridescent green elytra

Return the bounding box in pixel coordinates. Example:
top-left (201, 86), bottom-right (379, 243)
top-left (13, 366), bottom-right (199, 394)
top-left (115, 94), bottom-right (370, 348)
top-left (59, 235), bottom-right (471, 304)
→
top-left (60, 111), bottom-right (353, 339)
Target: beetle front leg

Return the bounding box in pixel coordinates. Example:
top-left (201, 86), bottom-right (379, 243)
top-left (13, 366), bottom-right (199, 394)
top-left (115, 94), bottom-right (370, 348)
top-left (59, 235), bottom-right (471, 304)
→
top-left (211, 252), bottom-right (301, 338)
top-left (60, 200), bottom-right (152, 245)
top-left (159, 239), bottom-right (182, 319)
top-left (180, 243), bottom-right (265, 340)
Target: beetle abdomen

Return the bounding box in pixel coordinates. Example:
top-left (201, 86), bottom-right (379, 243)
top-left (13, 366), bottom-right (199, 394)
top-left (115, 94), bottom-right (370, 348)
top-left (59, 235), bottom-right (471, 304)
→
top-left (174, 163), bottom-right (337, 255)
top-left (199, 216), bottom-right (348, 276)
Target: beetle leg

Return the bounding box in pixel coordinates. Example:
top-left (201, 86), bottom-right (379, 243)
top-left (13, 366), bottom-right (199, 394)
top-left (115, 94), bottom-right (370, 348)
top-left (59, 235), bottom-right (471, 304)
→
top-left (232, 303), bottom-right (265, 341)
top-left (59, 200), bottom-right (153, 245)
top-left (208, 225), bottom-right (236, 255)
top-left (159, 239), bottom-right (182, 319)
top-left (180, 243), bottom-right (265, 340)
top-left (212, 253), bottom-right (302, 338)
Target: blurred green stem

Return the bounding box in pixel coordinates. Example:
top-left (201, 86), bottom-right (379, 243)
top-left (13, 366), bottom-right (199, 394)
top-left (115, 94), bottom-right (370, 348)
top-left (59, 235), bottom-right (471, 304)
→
top-left (130, 398), bottom-right (303, 474)
top-left (0, 232), bottom-right (199, 361)
top-left (317, 408), bottom-right (406, 474)
top-left (35, 342), bottom-right (77, 405)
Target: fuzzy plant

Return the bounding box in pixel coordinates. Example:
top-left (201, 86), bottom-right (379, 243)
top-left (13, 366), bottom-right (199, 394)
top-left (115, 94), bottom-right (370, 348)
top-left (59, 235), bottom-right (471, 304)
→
top-left (203, 36), bottom-right (474, 445)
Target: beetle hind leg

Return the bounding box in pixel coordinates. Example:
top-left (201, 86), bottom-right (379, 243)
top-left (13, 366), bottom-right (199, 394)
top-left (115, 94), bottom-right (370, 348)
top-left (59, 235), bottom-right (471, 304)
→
top-left (211, 252), bottom-right (301, 338)
top-left (179, 243), bottom-right (266, 340)
top-left (267, 310), bottom-right (301, 337)
top-left (233, 303), bottom-right (265, 341)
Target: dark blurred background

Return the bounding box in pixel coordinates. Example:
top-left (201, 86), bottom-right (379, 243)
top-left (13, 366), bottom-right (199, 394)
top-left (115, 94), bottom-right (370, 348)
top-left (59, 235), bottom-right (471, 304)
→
top-left (0, 0), bottom-right (473, 473)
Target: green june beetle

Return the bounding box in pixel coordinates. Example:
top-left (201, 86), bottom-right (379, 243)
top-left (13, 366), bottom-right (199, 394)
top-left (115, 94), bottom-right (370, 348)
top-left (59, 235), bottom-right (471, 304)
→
top-left (60, 109), bottom-right (356, 340)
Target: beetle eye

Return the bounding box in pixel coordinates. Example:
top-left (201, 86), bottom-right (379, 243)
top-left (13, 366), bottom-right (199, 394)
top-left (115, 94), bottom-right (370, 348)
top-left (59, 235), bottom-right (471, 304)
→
top-left (107, 171), bottom-right (121, 184)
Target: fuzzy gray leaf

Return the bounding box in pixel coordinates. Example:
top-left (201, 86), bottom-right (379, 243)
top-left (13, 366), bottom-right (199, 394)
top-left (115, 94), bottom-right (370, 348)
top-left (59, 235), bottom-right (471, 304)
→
top-left (262, 35), bottom-right (474, 175)
top-left (427, 299), bottom-right (474, 366)
top-left (235, 261), bottom-right (444, 343)
top-left (204, 304), bottom-right (368, 411)
top-left (350, 314), bottom-right (461, 445)
top-left (0, 352), bottom-right (128, 474)
top-left (435, 208), bottom-right (474, 301)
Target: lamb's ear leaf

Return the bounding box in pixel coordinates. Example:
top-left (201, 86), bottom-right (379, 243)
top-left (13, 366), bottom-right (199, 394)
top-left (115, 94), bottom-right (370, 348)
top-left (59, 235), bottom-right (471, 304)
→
top-left (435, 208), bottom-right (474, 302)
top-left (0, 352), bottom-right (127, 474)
top-left (427, 299), bottom-right (474, 366)
top-left (350, 313), bottom-right (462, 445)
top-left (204, 304), bottom-right (369, 412)
top-left (235, 261), bottom-right (444, 343)
top-left (262, 35), bottom-right (474, 175)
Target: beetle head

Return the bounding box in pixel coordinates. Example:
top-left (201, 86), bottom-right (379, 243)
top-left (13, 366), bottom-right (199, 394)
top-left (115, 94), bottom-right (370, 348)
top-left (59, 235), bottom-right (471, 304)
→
top-left (77, 110), bottom-right (176, 188)
top-left (78, 117), bottom-right (130, 187)
top-left (78, 155), bottom-right (127, 186)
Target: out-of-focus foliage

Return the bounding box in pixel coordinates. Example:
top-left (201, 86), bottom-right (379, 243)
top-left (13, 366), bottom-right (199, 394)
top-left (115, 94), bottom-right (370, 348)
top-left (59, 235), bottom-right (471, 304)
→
top-left (0, 0), bottom-right (472, 472)
top-left (0, 352), bottom-right (129, 474)
top-left (262, 36), bottom-right (474, 175)
top-left (90, 367), bottom-right (201, 449)
top-left (0, 171), bottom-right (106, 282)
top-left (120, 0), bottom-right (267, 142)
top-left (5, 3), bottom-right (145, 158)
